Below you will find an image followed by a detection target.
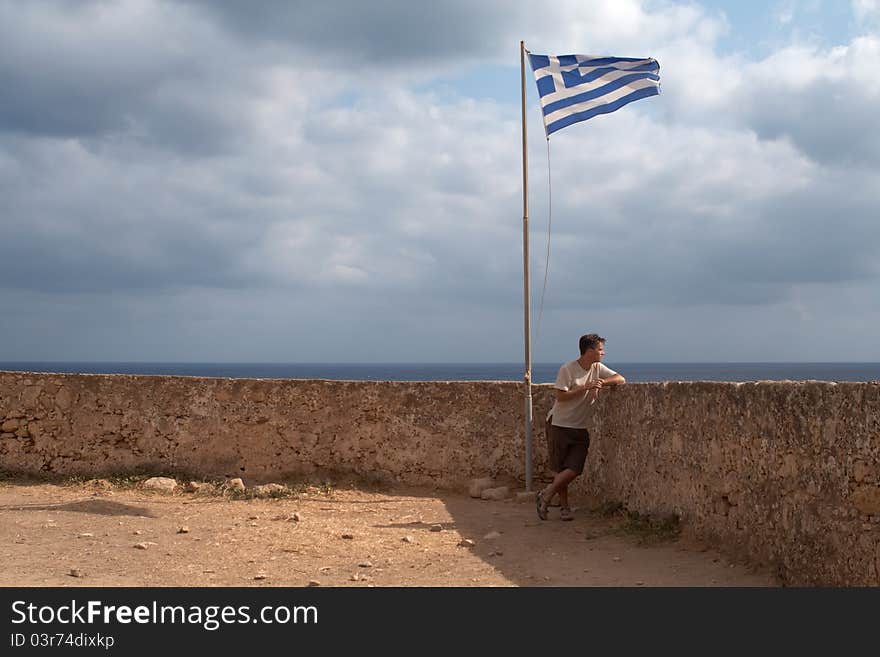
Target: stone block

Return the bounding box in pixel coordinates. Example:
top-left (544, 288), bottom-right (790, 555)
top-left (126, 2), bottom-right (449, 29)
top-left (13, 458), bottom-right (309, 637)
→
top-left (185, 481), bottom-right (215, 494)
top-left (141, 477), bottom-right (178, 493)
top-left (851, 486), bottom-right (880, 516)
top-left (21, 387), bottom-right (41, 408)
top-left (468, 477), bottom-right (495, 498)
top-left (251, 483), bottom-right (286, 497)
top-left (55, 388), bottom-right (73, 410)
top-left (853, 461), bottom-right (876, 484)
top-left (480, 486), bottom-right (510, 501)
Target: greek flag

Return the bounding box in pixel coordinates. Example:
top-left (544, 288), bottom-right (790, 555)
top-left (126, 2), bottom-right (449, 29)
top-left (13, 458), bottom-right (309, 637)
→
top-left (528, 53), bottom-right (660, 136)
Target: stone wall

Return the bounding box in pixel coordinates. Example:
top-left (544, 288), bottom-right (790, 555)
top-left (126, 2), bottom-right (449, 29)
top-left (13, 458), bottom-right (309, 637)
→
top-left (1, 371), bottom-right (878, 585)
top-left (0, 372), bottom-right (532, 489)
top-left (584, 381), bottom-right (880, 586)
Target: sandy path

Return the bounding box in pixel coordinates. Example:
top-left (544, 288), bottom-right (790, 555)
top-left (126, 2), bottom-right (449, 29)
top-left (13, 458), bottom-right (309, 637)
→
top-left (0, 480), bottom-right (778, 587)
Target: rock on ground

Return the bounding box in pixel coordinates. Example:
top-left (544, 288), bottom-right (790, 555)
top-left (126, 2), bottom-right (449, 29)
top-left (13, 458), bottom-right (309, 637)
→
top-left (468, 477), bottom-right (495, 498)
top-left (481, 486), bottom-right (510, 501)
top-left (142, 477), bottom-right (177, 493)
top-left (251, 483), bottom-right (287, 497)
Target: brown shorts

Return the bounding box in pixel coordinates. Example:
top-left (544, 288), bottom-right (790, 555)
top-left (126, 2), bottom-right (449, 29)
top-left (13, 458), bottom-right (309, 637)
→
top-left (546, 418), bottom-right (590, 475)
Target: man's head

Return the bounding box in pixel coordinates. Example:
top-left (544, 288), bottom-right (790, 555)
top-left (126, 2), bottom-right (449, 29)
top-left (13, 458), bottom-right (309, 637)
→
top-left (579, 333), bottom-right (606, 360)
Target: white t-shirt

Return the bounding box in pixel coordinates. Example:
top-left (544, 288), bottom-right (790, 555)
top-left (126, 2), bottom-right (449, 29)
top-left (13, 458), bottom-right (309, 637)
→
top-left (547, 360), bottom-right (618, 429)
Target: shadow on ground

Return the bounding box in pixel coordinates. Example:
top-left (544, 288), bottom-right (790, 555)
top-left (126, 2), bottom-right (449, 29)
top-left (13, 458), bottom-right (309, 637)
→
top-left (0, 476), bottom-right (780, 587)
top-left (0, 499), bottom-right (156, 517)
top-left (432, 491), bottom-right (779, 587)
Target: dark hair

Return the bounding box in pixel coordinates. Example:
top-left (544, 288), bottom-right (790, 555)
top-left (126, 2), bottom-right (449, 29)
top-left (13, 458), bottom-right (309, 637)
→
top-left (579, 333), bottom-right (605, 355)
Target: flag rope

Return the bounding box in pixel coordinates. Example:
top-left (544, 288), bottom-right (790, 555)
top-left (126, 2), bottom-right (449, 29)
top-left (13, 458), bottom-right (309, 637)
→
top-left (535, 137), bottom-right (552, 342)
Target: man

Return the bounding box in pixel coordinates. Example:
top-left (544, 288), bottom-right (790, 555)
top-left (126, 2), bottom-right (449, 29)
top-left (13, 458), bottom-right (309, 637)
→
top-left (537, 333), bottom-right (625, 521)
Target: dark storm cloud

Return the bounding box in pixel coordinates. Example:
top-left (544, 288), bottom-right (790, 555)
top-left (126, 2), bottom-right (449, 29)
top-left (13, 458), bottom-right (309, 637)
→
top-left (0, 222), bottom-right (263, 294)
top-left (521, 124), bottom-right (880, 313)
top-left (175, 0), bottom-right (515, 63)
top-left (0, 128), bottom-right (273, 295)
top-left (743, 77), bottom-right (880, 167)
top-left (0, 183), bottom-right (269, 295)
top-left (0, 0), bottom-right (255, 154)
top-left (1, 68), bottom-right (132, 138)
top-left (550, 187), bottom-right (880, 309)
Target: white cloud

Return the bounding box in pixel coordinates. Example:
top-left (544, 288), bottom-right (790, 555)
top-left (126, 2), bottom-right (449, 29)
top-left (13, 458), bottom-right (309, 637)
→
top-left (853, 0), bottom-right (880, 22)
top-left (733, 36), bottom-right (880, 166)
top-left (776, 0), bottom-right (797, 25)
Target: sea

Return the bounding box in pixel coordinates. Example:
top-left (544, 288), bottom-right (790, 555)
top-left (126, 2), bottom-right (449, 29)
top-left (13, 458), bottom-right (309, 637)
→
top-left (1, 362), bottom-right (878, 384)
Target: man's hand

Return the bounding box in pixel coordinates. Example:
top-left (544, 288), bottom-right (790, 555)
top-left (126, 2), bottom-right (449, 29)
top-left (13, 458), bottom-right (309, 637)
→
top-left (555, 376), bottom-right (620, 403)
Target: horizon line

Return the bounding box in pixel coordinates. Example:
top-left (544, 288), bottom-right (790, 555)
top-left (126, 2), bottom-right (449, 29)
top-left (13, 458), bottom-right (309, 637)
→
top-left (2, 360), bottom-right (879, 366)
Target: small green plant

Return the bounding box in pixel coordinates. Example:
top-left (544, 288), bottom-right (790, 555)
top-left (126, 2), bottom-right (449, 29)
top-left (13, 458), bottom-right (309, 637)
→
top-left (617, 510), bottom-right (682, 545)
top-left (220, 482), bottom-right (300, 501)
top-left (0, 469), bottom-right (60, 485)
top-left (354, 471), bottom-right (393, 492)
top-left (599, 500), bottom-right (624, 517)
top-left (106, 474), bottom-right (152, 488)
top-left (63, 472), bottom-right (176, 491)
top-left (597, 499), bottom-right (681, 544)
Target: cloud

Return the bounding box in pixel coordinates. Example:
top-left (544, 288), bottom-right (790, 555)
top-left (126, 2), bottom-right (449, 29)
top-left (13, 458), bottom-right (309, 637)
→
top-left (1, 0), bottom-right (878, 362)
top-left (178, 0), bottom-right (727, 74)
top-left (0, 135), bottom-right (269, 294)
top-left (853, 0), bottom-right (880, 23)
top-left (0, 0), bottom-right (289, 156)
top-left (736, 37), bottom-right (880, 166)
top-left (176, 0), bottom-right (519, 66)
top-left (525, 113), bottom-right (880, 313)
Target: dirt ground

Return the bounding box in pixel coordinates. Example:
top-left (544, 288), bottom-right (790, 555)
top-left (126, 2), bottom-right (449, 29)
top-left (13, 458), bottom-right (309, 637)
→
top-left (0, 477), bottom-right (779, 587)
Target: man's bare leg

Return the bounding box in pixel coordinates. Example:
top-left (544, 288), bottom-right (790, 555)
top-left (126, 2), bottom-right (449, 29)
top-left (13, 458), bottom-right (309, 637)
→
top-left (542, 468), bottom-right (577, 505)
top-left (547, 471), bottom-right (561, 506)
top-left (557, 485), bottom-right (569, 510)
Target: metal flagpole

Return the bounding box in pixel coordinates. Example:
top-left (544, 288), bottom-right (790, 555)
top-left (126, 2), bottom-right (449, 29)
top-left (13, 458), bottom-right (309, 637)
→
top-left (520, 40), bottom-right (534, 492)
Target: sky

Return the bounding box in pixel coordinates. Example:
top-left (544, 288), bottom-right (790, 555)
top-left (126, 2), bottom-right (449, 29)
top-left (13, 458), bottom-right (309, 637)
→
top-left (1, 0), bottom-right (879, 364)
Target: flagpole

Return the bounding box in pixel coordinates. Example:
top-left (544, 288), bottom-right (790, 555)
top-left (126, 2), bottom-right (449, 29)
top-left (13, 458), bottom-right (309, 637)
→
top-left (520, 40), bottom-right (534, 492)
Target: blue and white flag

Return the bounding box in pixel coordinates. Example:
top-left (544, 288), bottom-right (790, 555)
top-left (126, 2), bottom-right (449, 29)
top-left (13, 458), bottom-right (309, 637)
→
top-left (528, 53), bottom-right (660, 136)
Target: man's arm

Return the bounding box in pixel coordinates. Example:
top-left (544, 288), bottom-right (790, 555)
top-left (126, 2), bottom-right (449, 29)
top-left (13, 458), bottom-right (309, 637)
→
top-left (554, 373), bottom-right (625, 401)
top-left (598, 363), bottom-right (626, 387)
top-left (555, 379), bottom-right (604, 402)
